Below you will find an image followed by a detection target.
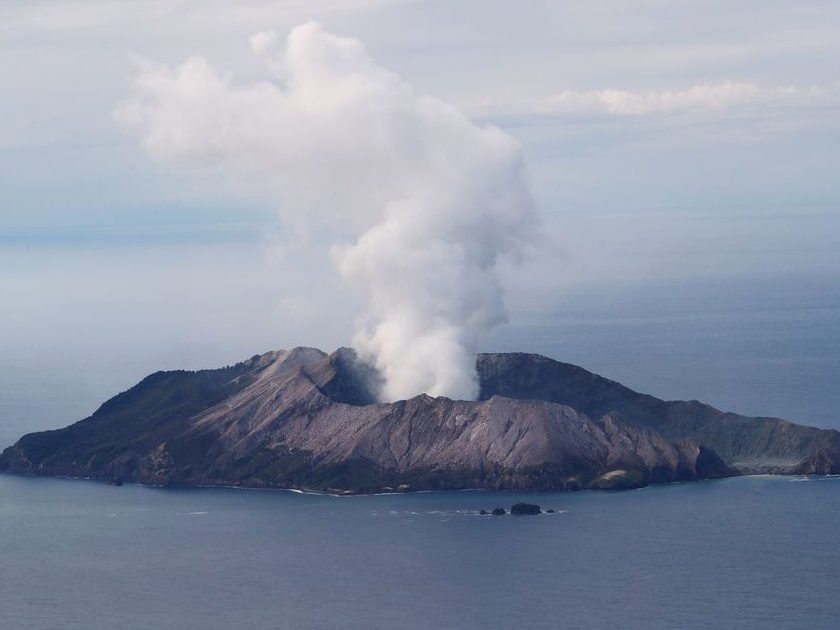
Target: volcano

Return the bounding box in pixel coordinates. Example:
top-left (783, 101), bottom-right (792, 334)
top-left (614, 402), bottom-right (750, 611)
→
top-left (2, 348), bottom-right (838, 492)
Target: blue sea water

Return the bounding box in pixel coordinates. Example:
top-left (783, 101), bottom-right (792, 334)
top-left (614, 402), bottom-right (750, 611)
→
top-left (0, 475), bottom-right (838, 629)
top-left (1, 271), bottom-right (839, 628)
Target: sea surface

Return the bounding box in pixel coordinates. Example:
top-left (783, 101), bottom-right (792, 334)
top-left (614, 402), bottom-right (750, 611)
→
top-left (1, 271), bottom-right (839, 628)
top-left (0, 475), bottom-right (838, 629)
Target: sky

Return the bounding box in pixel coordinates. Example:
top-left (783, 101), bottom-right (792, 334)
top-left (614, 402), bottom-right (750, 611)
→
top-left (1, 0), bottom-right (839, 372)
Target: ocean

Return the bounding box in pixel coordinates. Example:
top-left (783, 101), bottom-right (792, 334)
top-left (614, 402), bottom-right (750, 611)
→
top-left (1, 270), bottom-right (839, 628)
top-left (1, 475), bottom-right (838, 629)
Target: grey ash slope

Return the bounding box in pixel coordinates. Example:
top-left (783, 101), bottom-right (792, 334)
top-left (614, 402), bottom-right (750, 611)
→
top-left (477, 353), bottom-right (840, 475)
top-left (1, 348), bottom-right (837, 492)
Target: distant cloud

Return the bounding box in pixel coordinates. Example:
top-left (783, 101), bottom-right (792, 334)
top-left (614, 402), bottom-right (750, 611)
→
top-left (248, 31), bottom-right (279, 56)
top-left (0, 0), bottom-right (406, 33)
top-left (480, 81), bottom-right (840, 118)
top-left (0, 1), bottom-right (168, 32)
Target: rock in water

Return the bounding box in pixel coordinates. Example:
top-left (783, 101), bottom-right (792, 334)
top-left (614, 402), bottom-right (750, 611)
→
top-left (491, 508), bottom-right (506, 516)
top-left (1, 347), bottom-right (838, 492)
top-left (510, 503), bottom-right (541, 515)
top-left (589, 469), bottom-right (646, 491)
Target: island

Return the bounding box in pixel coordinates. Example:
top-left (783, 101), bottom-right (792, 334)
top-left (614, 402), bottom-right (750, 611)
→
top-left (1, 347), bottom-right (838, 492)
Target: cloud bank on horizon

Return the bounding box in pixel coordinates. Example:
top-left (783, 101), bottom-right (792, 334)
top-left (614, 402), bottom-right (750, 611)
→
top-left (480, 81), bottom-right (840, 117)
top-left (115, 22), bottom-right (535, 402)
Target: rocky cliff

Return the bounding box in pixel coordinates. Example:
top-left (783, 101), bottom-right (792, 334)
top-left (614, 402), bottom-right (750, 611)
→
top-left (1, 348), bottom-right (837, 492)
top-left (476, 353), bottom-right (840, 475)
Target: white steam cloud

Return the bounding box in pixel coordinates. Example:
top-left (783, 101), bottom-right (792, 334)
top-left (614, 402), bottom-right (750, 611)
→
top-left (115, 22), bottom-right (535, 402)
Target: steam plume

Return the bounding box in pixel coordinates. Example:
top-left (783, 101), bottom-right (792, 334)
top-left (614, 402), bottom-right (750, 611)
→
top-left (116, 22), bottom-right (535, 401)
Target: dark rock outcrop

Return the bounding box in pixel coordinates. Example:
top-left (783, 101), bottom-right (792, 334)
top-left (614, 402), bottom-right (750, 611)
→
top-left (1, 347), bottom-right (837, 492)
top-left (589, 469), bottom-right (646, 491)
top-left (510, 503), bottom-right (541, 515)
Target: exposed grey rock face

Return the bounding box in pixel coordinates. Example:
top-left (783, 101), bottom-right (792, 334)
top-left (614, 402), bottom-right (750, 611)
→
top-left (477, 353), bottom-right (840, 474)
top-left (1, 348), bottom-right (836, 492)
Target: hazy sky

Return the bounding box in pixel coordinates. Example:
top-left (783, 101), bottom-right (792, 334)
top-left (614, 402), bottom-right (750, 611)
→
top-left (2, 0), bottom-right (839, 366)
